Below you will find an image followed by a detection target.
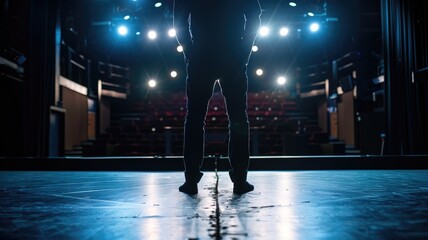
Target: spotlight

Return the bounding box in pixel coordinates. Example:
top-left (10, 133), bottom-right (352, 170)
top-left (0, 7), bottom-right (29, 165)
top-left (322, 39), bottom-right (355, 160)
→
top-left (136, 31), bottom-right (141, 36)
top-left (148, 30), bottom-right (157, 40)
top-left (259, 26), bottom-right (270, 37)
top-left (309, 23), bottom-right (320, 32)
top-left (252, 45), bottom-right (259, 52)
top-left (307, 12), bottom-right (315, 17)
top-left (124, 15), bottom-right (131, 20)
top-left (148, 79), bottom-right (157, 88)
top-left (117, 25), bottom-right (128, 36)
top-left (256, 69), bottom-right (263, 76)
top-left (170, 71), bottom-right (178, 78)
top-left (277, 76), bottom-right (287, 85)
top-left (154, 2), bottom-right (162, 8)
top-left (279, 27), bottom-right (289, 36)
top-left (289, 2), bottom-right (297, 7)
top-left (177, 45), bottom-right (183, 52)
top-left (168, 28), bottom-right (176, 37)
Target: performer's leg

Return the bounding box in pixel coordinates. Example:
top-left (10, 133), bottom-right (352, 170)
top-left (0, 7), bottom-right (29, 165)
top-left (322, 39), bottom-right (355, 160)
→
top-left (220, 64), bottom-right (254, 194)
top-left (180, 61), bottom-right (215, 194)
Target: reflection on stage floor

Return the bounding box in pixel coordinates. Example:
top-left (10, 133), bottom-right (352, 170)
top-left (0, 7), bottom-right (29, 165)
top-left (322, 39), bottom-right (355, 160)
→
top-left (1, 170), bottom-right (428, 239)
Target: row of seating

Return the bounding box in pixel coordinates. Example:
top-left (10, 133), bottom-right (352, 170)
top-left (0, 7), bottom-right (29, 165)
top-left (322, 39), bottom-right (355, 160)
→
top-left (82, 90), bottom-right (336, 156)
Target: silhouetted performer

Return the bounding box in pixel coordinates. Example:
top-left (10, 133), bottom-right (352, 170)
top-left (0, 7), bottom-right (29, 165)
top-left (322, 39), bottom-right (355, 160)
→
top-left (174, 0), bottom-right (261, 194)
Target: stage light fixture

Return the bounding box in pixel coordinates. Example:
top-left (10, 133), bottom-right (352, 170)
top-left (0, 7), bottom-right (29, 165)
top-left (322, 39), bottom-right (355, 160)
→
top-left (117, 25), bottom-right (128, 36)
top-left (170, 71), bottom-right (178, 78)
top-left (177, 45), bottom-right (183, 52)
top-left (309, 22), bottom-right (320, 32)
top-left (168, 28), bottom-right (176, 37)
top-left (308, 12), bottom-right (315, 17)
top-left (136, 31), bottom-right (141, 36)
top-left (124, 15), bottom-right (131, 20)
top-left (259, 26), bottom-right (270, 37)
top-left (148, 30), bottom-right (157, 40)
top-left (277, 76), bottom-right (287, 85)
top-left (148, 79), bottom-right (157, 88)
top-left (289, 2), bottom-right (297, 7)
top-left (279, 27), bottom-right (289, 36)
top-left (155, 2), bottom-right (162, 7)
top-left (256, 69), bottom-right (264, 76)
top-left (252, 45), bottom-right (259, 52)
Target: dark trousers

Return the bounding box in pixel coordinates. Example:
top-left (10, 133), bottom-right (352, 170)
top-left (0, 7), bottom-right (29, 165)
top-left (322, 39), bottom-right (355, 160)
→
top-left (183, 49), bottom-right (250, 183)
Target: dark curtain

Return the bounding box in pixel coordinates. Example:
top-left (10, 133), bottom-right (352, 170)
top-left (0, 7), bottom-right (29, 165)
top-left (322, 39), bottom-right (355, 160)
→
top-left (381, 0), bottom-right (428, 154)
top-left (23, 0), bottom-right (59, 157)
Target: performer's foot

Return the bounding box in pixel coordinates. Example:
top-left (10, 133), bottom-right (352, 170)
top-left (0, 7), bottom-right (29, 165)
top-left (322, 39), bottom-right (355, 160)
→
top-left (179, 182), bottom-right (198, 195)
top-left (233, 181), bottom-right (254, 194)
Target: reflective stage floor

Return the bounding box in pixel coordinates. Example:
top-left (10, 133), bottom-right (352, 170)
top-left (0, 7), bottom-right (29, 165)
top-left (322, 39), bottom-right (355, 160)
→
top-left (1, 170), bottom-right (428, 239)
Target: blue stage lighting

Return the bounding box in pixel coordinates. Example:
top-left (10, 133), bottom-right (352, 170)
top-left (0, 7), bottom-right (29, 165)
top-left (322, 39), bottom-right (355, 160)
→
top-left (168, 28), bottom-right (176, 38)
top-left (148, 30), bottom-right (157, 40)
top-left (148, 79), bottom-right (157, 88)
top-left (289, 2), bottom-right (297, 7)
top-left (154, 2), bottom-right (162, 8)
top-left (117, 25), bottom-right (128, 36)
top-left (277, 76), bottom-right (287, 85)
top-left (259, 26), bottom-right (270, 37)
top-left (309, 23), bottom-right (320, 32)
top-left (279, 27), bottom-right (289, 36)
top-left (124, 15), bottom-right (131, 20)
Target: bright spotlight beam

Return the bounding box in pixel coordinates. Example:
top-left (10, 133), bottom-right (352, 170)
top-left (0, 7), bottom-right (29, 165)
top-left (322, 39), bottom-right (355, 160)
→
top-left (310, 23), bottom-right (320, 32)
top-left (148, 30), bottom-right (157, 40)
top-left (279, 27), bottom-right (289, 36)
top-left (168, 28), bottom-right (176, 37)
top-left (259, 26), bottom-right (270, 37)
top-left (148, 79), bottom-right (157, 88)
top-left (277, 76), bottom-right (287, 85)
top-left (117, 25), bottom-right (128, 36)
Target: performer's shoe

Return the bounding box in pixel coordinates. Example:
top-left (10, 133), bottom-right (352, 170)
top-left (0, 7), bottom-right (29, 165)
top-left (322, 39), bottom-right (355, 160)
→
top-left (229, 170), bottom-right (254, 194)
top-left (179, 172), bottom-right (203, 195)
top-left (233, 181), bottom-right (254, 194)
top-left (179, 182), bottom-right (198, 195)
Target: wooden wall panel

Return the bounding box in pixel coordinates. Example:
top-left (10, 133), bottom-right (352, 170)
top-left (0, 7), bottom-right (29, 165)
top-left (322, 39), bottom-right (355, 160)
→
top-left (62, 87), bottom-right (88, 150)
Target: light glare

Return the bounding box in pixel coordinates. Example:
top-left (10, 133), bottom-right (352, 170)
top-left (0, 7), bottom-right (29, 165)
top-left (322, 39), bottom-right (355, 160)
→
top-left (259, 26), bottom-right (270, 37)
top-left (177, 45), bottom-right (183, 52)
top-left (310, 23), bottom-right (320, 32)
top-left (124, 15), bottom-right (131, 20)
top-left (148, 30), bottom-right (157, 40)
top-left (277, 76), bottom-right (287, 85)
top-left (117, 25), bottom-right (128, 36)
top-left (148, 79), bottom-right (157, 88)
top-left (256, 69), bottom-right (263, 76)
top-left (279, 27), bottom-right (289, 36)
top-left (154, 2), bottom-right (162, 7)
top-left (252, 45), bottom-right (259, 52)
top-left (168, 28), bottom-right (176, 37)
top-left (170, 71), bottom-right (178, 78)
top-left (289, 2), bottom-right (297, 7)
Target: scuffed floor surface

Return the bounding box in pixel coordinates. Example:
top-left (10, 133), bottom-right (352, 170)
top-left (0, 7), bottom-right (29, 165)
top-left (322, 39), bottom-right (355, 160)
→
top-left (1, 170), bottom-right (428, 239)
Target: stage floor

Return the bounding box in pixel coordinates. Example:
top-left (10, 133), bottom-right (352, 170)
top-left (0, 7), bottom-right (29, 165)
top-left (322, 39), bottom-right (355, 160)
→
top-left (1, 170), bottom-right (428, 239)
